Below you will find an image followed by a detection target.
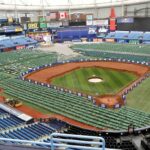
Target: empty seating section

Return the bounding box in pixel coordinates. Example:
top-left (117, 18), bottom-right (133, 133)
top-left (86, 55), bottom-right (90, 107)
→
top-left (72, 43), bottom-right (150, 63)
top-left (0, 108), bottom-right (7, 114)
top-left (81, 51), bottom-right (150, 62)
top-left (12, 37), bottom-right (37, 45)
top-left (0, 122), bottom-right (54, 141)
top-left (0, 108), bottom-right (55, 144)
top-left (114, 31), bottom-right (129, 39)
top-left (105, 32), bottom-right (115, 39)
top-left (0, 49), bottom-right (48, 66)
top-left (0, 37), bottom-right (37, 50)
top-left (72, 43), bottom-right (150, 55)
top-left (143, 32), bottom-right (150, 43)
top-left (128, 31), bottom-right (143, 40)
top-left (0, 39), bottom-right (14, 48)
top-left (0, 114), bottom-right (24, 130)
top-left (0, 78), bottom-right (150, 131)
top-left (0, 109), bottom-right (25, 131)
top-left (0, 72), bottom-right (12, 81)
top-left (0, 50), bottom-right (57, 74)
top-left (105, 31), bottom-right (150, 41)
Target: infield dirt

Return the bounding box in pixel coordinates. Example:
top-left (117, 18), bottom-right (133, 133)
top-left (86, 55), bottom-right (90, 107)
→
top-left (25, 61), bottom-right (149, 108)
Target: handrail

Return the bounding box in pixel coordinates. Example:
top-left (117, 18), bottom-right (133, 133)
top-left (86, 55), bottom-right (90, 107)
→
top-left (0, 133), bottom-right (105, 150)
top-left (50, 133), bottom-right (105, 150)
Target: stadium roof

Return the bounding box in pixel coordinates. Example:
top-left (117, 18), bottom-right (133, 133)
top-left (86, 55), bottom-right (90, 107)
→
top-left (0, 0), bottom-right (149, 10)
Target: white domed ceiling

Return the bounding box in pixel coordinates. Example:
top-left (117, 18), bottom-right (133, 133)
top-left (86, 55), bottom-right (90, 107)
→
top-left (0, 0), bottom-right (149, 10)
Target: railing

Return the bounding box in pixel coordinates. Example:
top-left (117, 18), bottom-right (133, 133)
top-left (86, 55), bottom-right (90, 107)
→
top-left (50, 133), bottom-right (105, 150)
top-left (0, 133), bottom-right (105, 150)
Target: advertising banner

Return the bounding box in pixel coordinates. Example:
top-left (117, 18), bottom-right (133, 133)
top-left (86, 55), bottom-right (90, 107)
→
top-left (27, 23), bottom-right (39, 29)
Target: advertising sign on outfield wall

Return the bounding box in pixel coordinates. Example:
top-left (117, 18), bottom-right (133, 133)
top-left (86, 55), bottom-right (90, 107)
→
top-left (16, 45), bottom-right (25, 50)
top-left (105, 39), bottom-right (115, 42)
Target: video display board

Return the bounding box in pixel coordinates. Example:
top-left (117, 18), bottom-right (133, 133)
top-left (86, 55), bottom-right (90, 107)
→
top-left (117, 17), bottom-right (150, 31)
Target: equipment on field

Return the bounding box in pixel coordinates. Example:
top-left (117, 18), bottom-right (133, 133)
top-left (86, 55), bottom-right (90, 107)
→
top-left (4, 98), bottom-right (22, 108)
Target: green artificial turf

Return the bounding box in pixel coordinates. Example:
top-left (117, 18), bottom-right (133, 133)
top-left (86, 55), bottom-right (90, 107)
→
top-left (51, 67), bottom-right (138, 96)
top-left (1, 93), bottom-right (51, 114)
top-left (126, 77), bottom-right (150, 113)
top-left (23, 101), bottom-right (52, 114)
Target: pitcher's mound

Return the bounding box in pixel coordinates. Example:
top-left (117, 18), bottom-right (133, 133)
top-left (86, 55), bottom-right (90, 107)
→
top-left (88, 75), bottom-right (103, 83)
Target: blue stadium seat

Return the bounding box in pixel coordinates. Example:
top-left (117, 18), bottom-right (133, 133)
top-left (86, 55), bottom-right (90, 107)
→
top-left (128, 31), bottom-right (143, 40)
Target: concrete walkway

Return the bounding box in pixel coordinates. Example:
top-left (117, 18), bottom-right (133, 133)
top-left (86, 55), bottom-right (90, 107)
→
top-left (39, 43), bottom-right (79, 57)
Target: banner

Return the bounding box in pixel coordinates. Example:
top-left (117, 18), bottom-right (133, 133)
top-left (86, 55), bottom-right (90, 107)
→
top-left (27, 23), bottom-right (39, 29)
top-left (15, 27), bottom-right (23, 32)
top-left (46, 12), bottom-right (59, 20)
top-left (71, 13), bottom-right (86, 22)
top-left (109, 18), bottom-right (116, 31)
top-left (86, 14), bottom-right (93, 21)
top-left (88, 27), bottom-right (97, 34)
top-left (117, 18), bottom-right (134, 23)
top-left (40, 23), bottom-right (47, 28)
top-left (59, 12), bottom-right (68, 20)
top-left (21, 17), bottom-right (31, 24)
top-left (8, 17), bottom-right (13, 23)
top-left (16, 45), bottom-right (25, 50)
top-left (39, 17), bottom-right (46, 22)
top-left (86, 20), bottom-right (93, 26)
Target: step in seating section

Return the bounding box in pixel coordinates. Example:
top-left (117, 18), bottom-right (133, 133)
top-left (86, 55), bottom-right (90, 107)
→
top-left (0, 123), bottom-right (54, 142)
top-left (0, 114), bottom-right (24, 130)
top-left (0, 78), bottom-right (150, 131)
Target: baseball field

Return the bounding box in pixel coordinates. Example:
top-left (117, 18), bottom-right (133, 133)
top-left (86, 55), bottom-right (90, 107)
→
top-left (126, 77), bottom-right (150, 113)
top-left (51, 67), bottom-right (138, 96)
